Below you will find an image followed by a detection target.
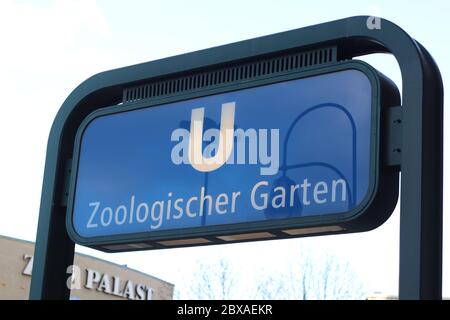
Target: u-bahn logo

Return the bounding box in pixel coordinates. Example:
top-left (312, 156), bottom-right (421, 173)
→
top-left (170, 101), bottom-right (280, 176)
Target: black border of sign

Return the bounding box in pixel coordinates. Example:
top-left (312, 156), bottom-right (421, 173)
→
top-left (65, 60), bottom-right (398, 251)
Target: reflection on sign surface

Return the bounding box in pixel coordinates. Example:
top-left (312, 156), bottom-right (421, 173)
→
top-left (71, 69), bottom-right (374, 238)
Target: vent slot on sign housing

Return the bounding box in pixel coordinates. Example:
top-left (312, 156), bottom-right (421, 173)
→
top-left (122, 46), bottom-right (337, 104)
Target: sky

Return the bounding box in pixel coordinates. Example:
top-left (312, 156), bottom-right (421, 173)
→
top-left (0, 0), bottom-right (449, 298)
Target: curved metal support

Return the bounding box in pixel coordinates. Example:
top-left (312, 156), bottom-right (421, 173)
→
top-left (30, 16), bottom-right (443, 299)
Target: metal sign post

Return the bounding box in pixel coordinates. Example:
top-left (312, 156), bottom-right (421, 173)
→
top-left (30, 16), bottom-right (443, 300)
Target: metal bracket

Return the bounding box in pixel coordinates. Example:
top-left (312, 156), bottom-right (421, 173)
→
top-left (60, 159), bottom-right (72, 207)
top-left (384, 106), bottom-right (402, 168)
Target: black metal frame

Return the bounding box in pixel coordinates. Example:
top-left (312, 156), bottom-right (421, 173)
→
top-left (30, 16), bottom-right (443, 300)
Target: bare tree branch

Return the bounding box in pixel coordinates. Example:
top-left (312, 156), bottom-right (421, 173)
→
top-left (177, 248), bottom-right (366, 300)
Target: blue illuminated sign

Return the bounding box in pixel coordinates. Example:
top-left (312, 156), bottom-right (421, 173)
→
top-left (67, 64), bottom-right (382, 248)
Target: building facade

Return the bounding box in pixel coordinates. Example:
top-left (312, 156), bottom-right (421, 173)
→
top-left (0, 235), bottom-right (174, 300)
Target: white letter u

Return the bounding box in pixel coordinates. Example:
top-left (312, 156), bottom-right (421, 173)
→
top-left (188, 102), bottom-right (235, 172)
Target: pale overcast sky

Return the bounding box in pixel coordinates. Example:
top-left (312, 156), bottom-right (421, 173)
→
top-left (0, 0), bottom-right (449, 298)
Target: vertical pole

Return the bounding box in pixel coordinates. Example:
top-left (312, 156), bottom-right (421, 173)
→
top-left (398, 43), bottom-right (443, 300)
top-left (29, 207), bottom-right (74, 299)
top-left (30, 139), bottom-right (74, 299)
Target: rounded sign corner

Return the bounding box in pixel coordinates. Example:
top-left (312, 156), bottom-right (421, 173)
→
top-left (65, 214), bottom-right (88, 246)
